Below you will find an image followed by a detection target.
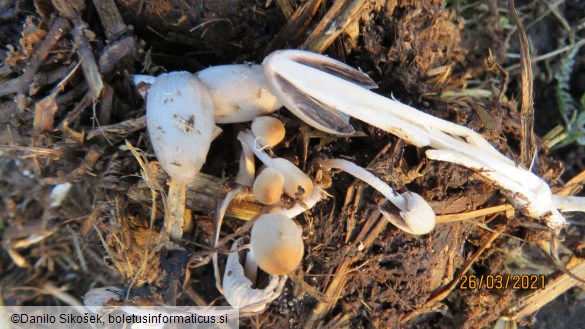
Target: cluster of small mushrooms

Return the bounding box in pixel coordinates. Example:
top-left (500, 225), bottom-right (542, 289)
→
top-left (84, 50), bottom-right (585, 313)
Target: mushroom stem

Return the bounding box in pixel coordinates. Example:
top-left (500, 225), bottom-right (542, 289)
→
top-left (552, 195), bottom-right (585, 213)
top-left (167, 180), bottom-right (186, 241)
top-left (321, 158), bottom-right (406, 210)
top-left (212, 186), bottom-right (245, 294)
top-left (236, 138), bottom-right (256, 187)
top-left (271, 185), bottom-right (324, 218)
top-left (263, 50), bottom-right (568, 230)
top-left (244, 249), bottom-right (258, 287)
top-left (321, 158), bottom-right (435, 235)
top-left (237, 130), bottom-right (274, 167)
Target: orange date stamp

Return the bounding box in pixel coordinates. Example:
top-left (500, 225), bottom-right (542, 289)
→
top-left (459, 274), bottom-right (545, 290)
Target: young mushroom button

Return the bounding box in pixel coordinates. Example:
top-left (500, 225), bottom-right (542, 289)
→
top-left (253, 167), bottom-right (285, 205)
top-left (251, 116), bottom-right (286, 148)
top-left (146, 71), bottom-right (215, 241)
top-left (251, 213), bottom-right (304, 275)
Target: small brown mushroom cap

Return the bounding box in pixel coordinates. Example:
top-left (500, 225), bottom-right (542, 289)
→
top-left (253, 167), bottom-right (284, 205)
top-left (251, 213), bottom-right (304, 275)
top-left (251, 116), bottom-right (286, 147)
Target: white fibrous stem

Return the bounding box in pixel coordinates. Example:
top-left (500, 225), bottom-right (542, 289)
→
top-left (244, 249), bottom-right (258, 287)
top-left (552, 195), bottom-right (585, 213)
top-left (271, 185), bottom-right (324, 218)
top-left (238, 130), bottom-right (274, 167)
top-left (321, 159), bottom-right (406, 209)
top-left (263, 50), bottom-right (568, 230)
top-left (212, 186), bottom-right (245, 294)
top-left (236, 138), bottom-right (255, 187)
top-left (167, 180), bottom-right (187, 241)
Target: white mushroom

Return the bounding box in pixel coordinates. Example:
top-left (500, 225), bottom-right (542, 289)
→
top-left (250, 213), bottom-right (304, 275)
top-left (263, 49), bottom-right (569, 230)
top-left (321, 158), bottom-right (435, 235)
top-left (253, 167), bottom-right (285, 205)
top-left (146, 71), bottom-right (215, 241)
top-left (196, 64), bottom-right (282, 123)
top-left (222, 237), bottom-right (287, 313)
top-left (50, 183), bottom-right (73, 208)
top-left (251, 116), bottom-right (286, 148)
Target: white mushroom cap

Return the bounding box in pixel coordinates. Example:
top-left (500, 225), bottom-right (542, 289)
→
top-left (146, 71), bottom-right (215, 183)
top-left (196, 64), bottom-right (282, 123)
top-left (380, 192), bottom-right (436, 235)
top-left (251, 116), bottom-right (286, 148)
top-left (251, 213), bottom-right (304, 275)
top-left (253, 167), bottom-right (285, 205)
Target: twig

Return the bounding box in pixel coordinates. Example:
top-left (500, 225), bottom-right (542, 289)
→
top-left (87, 116), bottom-right (146, 140)
top-left (72, 22), bottom-right (104, 101)
top-left (263, 0), bottom-right (323, 55)
top-left (91, 0), bottom-right (127, 40)
top-left (302, 0), bottom-right (371, 53)
top-left (16, 17), bottom-right (70, 110)
top-left (508, 0), bottom-right (535, 168)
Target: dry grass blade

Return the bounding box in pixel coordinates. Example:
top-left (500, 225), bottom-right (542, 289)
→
top-left (276, 0), bottom-right (295, 18)
top-left (508, 0), bottom-right (536, 168)
top-left (436, 204), bottom-right (513, 223)
top-left (508, 256), bottom-right (585, 321)
top-left (263, 0), bottom-right (323, 55)
top-left (302, 0), bottom-right (372, 53)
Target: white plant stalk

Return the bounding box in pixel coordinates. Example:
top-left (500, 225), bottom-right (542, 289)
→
top-left (263, 50), bottom-right (568, 230)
